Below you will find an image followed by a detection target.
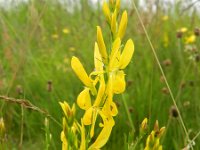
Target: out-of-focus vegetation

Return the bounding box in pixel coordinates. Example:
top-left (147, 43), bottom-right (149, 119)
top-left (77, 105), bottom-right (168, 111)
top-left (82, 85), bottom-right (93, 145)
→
top-left (0, 0), bottom-right (200, 149)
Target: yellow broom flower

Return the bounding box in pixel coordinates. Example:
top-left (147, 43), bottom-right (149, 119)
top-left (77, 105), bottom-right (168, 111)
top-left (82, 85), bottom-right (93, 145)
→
top-left (97, 26), bottom-right (108, 64)
top-left (117, 10), bottom-right (128, 39)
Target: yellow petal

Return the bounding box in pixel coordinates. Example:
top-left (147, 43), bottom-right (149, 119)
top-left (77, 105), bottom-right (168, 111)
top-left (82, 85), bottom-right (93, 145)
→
top-left (61, 131), bottom-right (68, 150)
top-left (88, 113), bottom-right (114, 150)
top-left (59, 101), bottom-right (70, 117)
top-left (71, 56), bottom-right (92, 87)
top-left (77, 88), bottom-right (91, 110)
top-left (90, 109), bottom-right (98, 138)
top-left (109, 38), bottom-right (121, 71)
top-left (93, 76), bottom-right (105, 107)
top-left (115, 0), bottom-right (120, 12)
top-left (111, 9), bottom-right (117, 36)
top-left (94, 42), bottom-right (103, 72)
top-left (97, 26), bottom-right (108, 64)
top-left (117, 10), bottom-right (127, 39)
top-left (112, 71), bottom-right (126, 94)
top-left (119, 39), bottom-right (134, 69)
top-left (80, 119), bottom-right (86, 150)
top-left (83, 107), bottom-right (93, 125)
top-left (102, 2), bottom-right (111, 23)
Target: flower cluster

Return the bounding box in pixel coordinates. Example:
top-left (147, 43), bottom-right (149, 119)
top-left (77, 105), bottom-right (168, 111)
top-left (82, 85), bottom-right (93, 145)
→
top-left (144, 120), bottom-right (165, 150)
top-left (60, 0), bottom-right (134, 149)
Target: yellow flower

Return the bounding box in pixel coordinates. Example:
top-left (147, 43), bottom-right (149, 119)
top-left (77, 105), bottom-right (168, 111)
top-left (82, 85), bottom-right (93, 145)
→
top-left (117, 10), bottom-right (128, 39)
top-left (180, 27), bottom-right (188, 33)
top-left (140, 118), bottom-right (148, 132)
top-left (62, 28), bottom-right (70, 34)
top-left (119, 39), bottom-right (134, 69)
top-left (77, 88), bottom-right (91, 110)
top-left (69, 47), bottom-right (76, 51)
top-left (61, 131), bottom-right (68, 150)
top-left (80, 119), bottom-right (86, 150)
top-left (185, 34), bottom-right (196, 44)
top-left (111, 9), bottom-right (117, 36)
top-left (88, 111), bottom-right (115, 150)
top-left (51, 34), bottom-right (59, 39)
top-left (115, 0), bottom-right (121, 14)
top-left (59, 101), bottom-right (75, 119)
top-left (162, 15), bottom-right (168, 21)
top-left (97, 26), bottom-right (108, 64)
top-left (102, 1), bottom-right (111, 23)
top-left (0, 117), bottom-right (5, 138)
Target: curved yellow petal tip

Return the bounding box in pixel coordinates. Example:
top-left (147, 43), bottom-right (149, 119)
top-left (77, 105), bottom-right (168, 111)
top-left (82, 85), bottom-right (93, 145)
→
top-left (71, 56), bottom-right (92, 87)
top-left (97, 26), bottom-right (108, 64)
top-left (119, 39), bottom-right (134, 69)
top-left (117, 10), bottom-right (128, 39)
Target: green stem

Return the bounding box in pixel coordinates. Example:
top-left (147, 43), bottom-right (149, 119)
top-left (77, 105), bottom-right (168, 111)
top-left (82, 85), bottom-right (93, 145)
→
top-left (121, 94), bottom-right (135, 133)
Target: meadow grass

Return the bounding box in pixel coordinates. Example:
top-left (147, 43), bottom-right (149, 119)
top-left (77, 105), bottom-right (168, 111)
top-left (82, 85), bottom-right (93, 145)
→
top-left (0, 0), bottom-right (200, 149)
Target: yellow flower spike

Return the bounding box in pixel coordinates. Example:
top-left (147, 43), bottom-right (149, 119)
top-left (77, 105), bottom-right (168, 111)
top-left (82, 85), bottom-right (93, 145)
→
top-left (112, 70), bottom-right (126, 94)
top-left (83, 107), bottom-right (93, 125)
top-left (110, 101), bottom-right (118, 116)
top-left (111, 9), bottom-right (117, 36)
top-left (80, 119), bottom-right (86, 150)
top-left (97, 26), bottom-right (108, 64)
top-left (117, 10), bottom-right (128, 39)
top-left (71, 56), bottom-right (93, 87)
top-left (94, 42), bottom-right (103, 72)
top-left (119, 39), bottom-right (134, 69)
top-left (77, 88), bottom-right (92, 110)
top-left (102, 2), bottom-right (111, 24)
top-left (88, 112), bottom-right (115, 150)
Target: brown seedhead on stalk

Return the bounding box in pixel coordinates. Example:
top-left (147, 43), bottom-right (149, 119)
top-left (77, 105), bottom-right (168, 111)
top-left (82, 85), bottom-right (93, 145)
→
top-left (180, 81), bottom-right (186, 89)
top-left (128, 107), bottom-right (134, 113)
top-left (195, 54), bottom-right (200, 62)
top-left (162, 59), bottom-right (172, 66)
top-left (189, 81), bottom-right (194, 87)
top-left (176, 31), bottom-right (183, 38)
top-left (169, 105), bottom-right (179, 118)
top-left (194, 27), bottom-right (200, 36)
top-left (161, 87), bottom-right (169, 94)
top-left (47, 80), bottom-right (52, 92)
